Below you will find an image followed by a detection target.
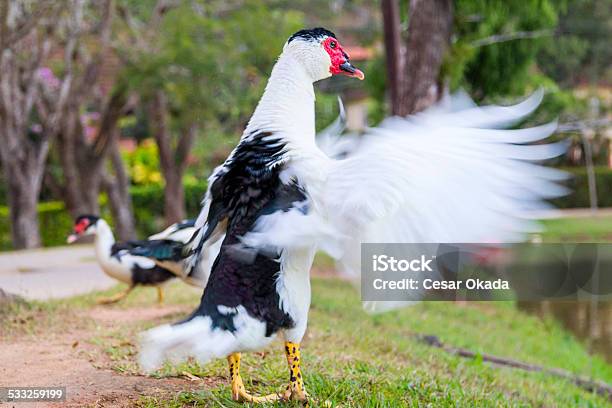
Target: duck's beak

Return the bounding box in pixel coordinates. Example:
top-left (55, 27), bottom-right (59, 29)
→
top-left (67, 234), bottom-right (79, 244)
top-left (339, 61), bottom-right (364, 80)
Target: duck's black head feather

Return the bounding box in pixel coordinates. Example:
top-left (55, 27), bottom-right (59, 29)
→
top-left (288, 27), bottom-right (336, 44)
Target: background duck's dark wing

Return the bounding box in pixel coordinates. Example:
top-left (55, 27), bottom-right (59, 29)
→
top-left (129, 239), bottom-right (185, 261)
top-left (128, 239), bottom-right (208, 286)
top-left (110, 240), bottom-right (150, 258)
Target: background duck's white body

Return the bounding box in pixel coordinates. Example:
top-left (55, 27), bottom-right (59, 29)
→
top-left (79, 218), bottom-right (202, 289)
top-left (93, 220), bottom-right (149, 284)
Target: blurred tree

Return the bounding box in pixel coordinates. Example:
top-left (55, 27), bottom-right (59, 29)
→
top-left (0, 0), bottom-right (143, 245)
top-left (0, 2), bottom-right (64, 248)
top-left (34, 0), bottom-right (136, 240)
top-left (119, 0), bottom-right (303, 224)
top-left (380, 0), bottom-right (561, 117)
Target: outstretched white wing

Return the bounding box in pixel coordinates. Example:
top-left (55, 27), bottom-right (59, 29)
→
top-left (243, 91), bottom-right (568, 281)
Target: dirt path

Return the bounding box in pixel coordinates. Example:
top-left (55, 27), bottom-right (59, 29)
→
top-left (0, 304), bottom-right (223, 408)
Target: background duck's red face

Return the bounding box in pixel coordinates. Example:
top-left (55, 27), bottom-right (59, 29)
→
top-left (322, 37), bottom-right (364, 80)
top-left (74, 218), bottom-right (90, 235)
top-left (67, 215), bottom-right (99, 243)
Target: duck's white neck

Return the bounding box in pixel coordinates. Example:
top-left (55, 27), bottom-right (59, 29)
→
top-left (244, 52), bottom-right (316, 143)
top-left (93, 220), bottom-right (115, 261)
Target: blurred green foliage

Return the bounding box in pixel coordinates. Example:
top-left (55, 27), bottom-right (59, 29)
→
top-left (119, 0), bottom-right (305, 136)
top-left (130, 180), bottom-right (207, 236)
top-left (366, 0), bottom-right (607, 125)
top-left (451, 0), bottom-right (558, 97)
top-left (122, 140), bottom-right (163, 185)
top-left (363, 52), bottom-right (388, 125)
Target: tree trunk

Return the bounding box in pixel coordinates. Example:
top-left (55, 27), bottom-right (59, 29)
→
top-left (148, 91), bottom-right (196, 225)
top-left (0, 3), bottom-right (54, 249)
top-left (0, 104), bottom-right (49, 249)
top-left (79, 164), bottom-right (103, 215)
top-left (381, 0), bottom-right (404, 115)
top-left (5, 166), bottom-right (41, 249)
top-left (163, 168), bottom-right (186, 224)
top-left (56, 109), bottom-right (92, 216)
top-left (103, 140), bottom-right (136, 240)
top-left (50, 87), bottom-right (127, 220)
top-left (57, 138), bottom-right (84, 215)
top-left (398, 0), bottom-right (453, 115)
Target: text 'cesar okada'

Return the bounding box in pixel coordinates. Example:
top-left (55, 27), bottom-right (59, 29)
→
top-left (372, 277), bottom-right (510, 290)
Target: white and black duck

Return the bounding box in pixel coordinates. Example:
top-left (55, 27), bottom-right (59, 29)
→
top-left (67, 215), bottom-right (200, 304)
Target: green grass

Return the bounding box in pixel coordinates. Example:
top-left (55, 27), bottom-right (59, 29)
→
top-left (3, 277), bottom-right (611, 407)
top-left (539, 215), bottom-right (612, 242)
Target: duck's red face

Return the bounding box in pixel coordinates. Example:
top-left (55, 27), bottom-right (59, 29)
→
top-left (322, 37), bottom-right (364, 80)
top-left (67, 215), bottom-right (99, 243)
top-left (75, 218), bottom-right (91, 234)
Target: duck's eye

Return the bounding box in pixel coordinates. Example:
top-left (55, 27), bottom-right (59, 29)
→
top-left (329, 41), bottom-right (336, 49)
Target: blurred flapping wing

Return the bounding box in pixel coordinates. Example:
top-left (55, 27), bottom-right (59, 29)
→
top-left (325, 91), bottom-right (568, 277)
top-left (244, 90), bottom-right (568, 280)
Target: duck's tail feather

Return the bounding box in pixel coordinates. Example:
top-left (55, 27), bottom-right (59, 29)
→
top-left (139, 316), bottom-right (237, 373)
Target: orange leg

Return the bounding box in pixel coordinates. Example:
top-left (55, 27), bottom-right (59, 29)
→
top-left (227, 353), bottom-right (281, 403)
top-left (96, 285), bottom-right (133, 305)
top-left (282, 341), bottom-right (308, 402)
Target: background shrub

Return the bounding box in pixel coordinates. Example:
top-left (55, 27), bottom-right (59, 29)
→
top-left (0, 202), bottom-right (73, 251)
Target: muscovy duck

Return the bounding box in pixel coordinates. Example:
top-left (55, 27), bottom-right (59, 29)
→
top-left (67, 215), bottom-right (200, 304)
top-left (138, 27), bottom-right (566, 403)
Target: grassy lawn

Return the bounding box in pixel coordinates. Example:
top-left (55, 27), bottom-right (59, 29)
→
top-left (539, 215), bottom-right (612, 242)
top-left (3, 276), bottom-right (611, 407)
